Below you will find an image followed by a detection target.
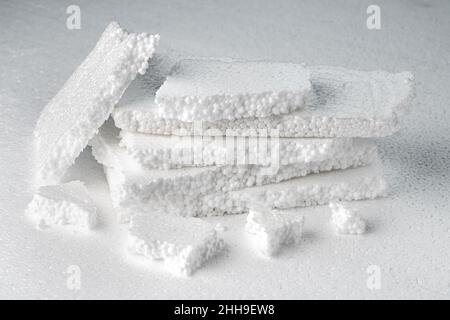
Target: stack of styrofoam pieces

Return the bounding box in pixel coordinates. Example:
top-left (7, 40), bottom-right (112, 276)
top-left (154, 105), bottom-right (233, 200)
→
top-left (112, 58), bottom-right (414, 137)
top-left (91, 57), bottom-right (414, 220)
top-left (92, 121), bottom-right (381, 221)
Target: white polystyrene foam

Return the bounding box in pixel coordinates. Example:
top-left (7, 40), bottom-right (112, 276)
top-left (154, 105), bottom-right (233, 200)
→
top-left (3, 1), bottom-right (447, 300)
top-left (113, 59), bottom-right (414, 138)
top-left (179, 142), bottom-right (379, 217)
top-left (33, 22), bottom-right (159, 186)
top-left (245, 208), bottom-right (304, 257)
top-left (197, 156), bottom-right (385, 215)
top-left (126, 211), bottom-right (225, 276)
top-left (329, 201), bottom-right (366, 235)
top-left (91, 122), bottom-right (376, 216)
top-left (231, 157), bottom-right (387, 211)
top-left (25, 181), bottom-right (97, 230)
top-left (102, 149), bottom-right (378, 220)
top-left (94, 126), bottom-right (377, 220)
top-left (119, 129), bottom-right (229, 169)
top-left (153, 59), bottom-right (311, 121)
top-left (119, 128), bottom-right (354, 169)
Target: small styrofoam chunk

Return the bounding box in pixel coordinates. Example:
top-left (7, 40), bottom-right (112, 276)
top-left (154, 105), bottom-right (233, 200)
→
top-left (245, 208), bottom-right (304, 257)
top-left (25, 181), bottom-right (97, 230)
top-left (329, 202), bottom-right (366, 235)
top-left (91, 123), bottom-right (377, 220)
top-left (119, 128), bottom-right (354, 169)
top-left (127, 211), bottom-right (225, 276)
top-left (113, 59), bottom-right (414, 138)
top-left (33, 21), bottom-right (159, 186)
top-left (153, 59), bottom-right (311, 121)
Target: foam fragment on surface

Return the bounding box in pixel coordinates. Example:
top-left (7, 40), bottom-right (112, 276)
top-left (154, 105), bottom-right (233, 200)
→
top-left (245, 208), bottom-right (304, 257)
top-left (329, 202), bottom-right (366, 235)
top-left (26, 181), bottom-right (97, 230)
top-left (127, 212), bottom-right (225, 276)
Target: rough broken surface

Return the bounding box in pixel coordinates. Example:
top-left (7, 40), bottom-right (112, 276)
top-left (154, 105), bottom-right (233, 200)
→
top-left (127, 211), bottom-right (225, 276)
top-left (113, 62), bottom-right (414, 138)
top-left (91, 122), bottom-right (377, 219)
top-left (245, 208), bottom-right (304, 257)
top-left (120, 128), bottom-right (354, 169)
top-left (25, 181), bottom-right (97, 230)
top-left (231, 157), bottom-right (387, 211)
top-left (153, 59), bottom-right (311, 121)
top-left (101, 143), bottom-right (377, 219)
top-left (33, 22), bottom-right (159, 186)
top-left (3, 0), bottom-right (448, 300)
top-left (329, 201), bottom-right (366, 235)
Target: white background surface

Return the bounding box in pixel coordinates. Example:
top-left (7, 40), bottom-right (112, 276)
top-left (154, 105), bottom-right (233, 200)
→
top-left (1, 0), bottom-right (449, 299)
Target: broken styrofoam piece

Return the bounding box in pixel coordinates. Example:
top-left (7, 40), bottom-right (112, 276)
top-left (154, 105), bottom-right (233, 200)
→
top-left (90, 122), bottom-right (219, 206)
top-left (33, 21), bottom-right (159, 186)
top-left (120, 130), bottom-right (229, 169)
top-left (126, 211), bottom-right (225, 276)
top-left (245, 208), bottom-right (304, 257)
top-left (329, 201), bottom-right (366, 235)
top-left (100, 142), bottom-right (377, 221)
top-left (231, 157), bottom-right (386, 211)
top-left (91, 124), bottom-right (377, 220)
top-left (153, 59), bottom-right (311, 121)
top-left (113, 61), bottom-right (414, 138)
top-left (25, 181), bottom-right (97, 230)
top-left (119, 128), bottom-right (355, 169)
top-left (99, 141), bottom-right (377, 220)
top-left (183, 144), bottom-right (381, 217)
top-left (199, 157), bottom-right (386, 216)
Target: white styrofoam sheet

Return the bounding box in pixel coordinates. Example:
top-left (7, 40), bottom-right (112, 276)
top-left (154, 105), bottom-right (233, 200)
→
top-left (1, 0), bottom-right (449, 299)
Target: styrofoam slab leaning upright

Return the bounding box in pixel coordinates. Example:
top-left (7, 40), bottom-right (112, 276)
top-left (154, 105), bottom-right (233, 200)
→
top-left (154, 59), bottom-right (311, 121)
top-left (33, 21), bottom-right (159, 186)
top-left (113, 59), bottom-right (414, 138)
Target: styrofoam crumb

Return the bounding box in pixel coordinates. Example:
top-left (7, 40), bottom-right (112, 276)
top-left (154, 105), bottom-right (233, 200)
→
top-left (329, 202), bottom-right (366, 235)
top-left (245, 208), bottom-right (304, 257)
top-left (26, 181), bottom-right (97, 230)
